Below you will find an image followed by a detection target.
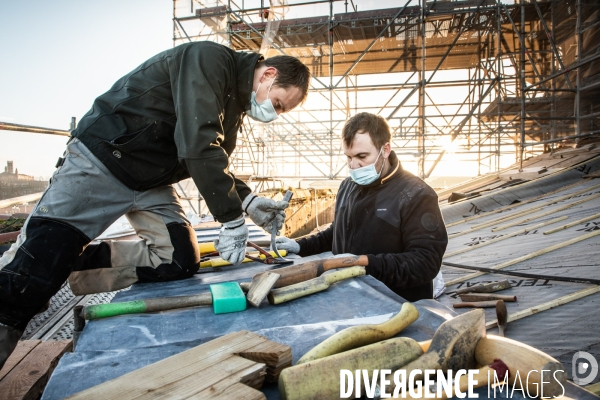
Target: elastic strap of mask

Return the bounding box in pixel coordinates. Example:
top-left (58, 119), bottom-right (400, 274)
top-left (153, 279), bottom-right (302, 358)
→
top-left (267, 78), bottom-right (275, 97)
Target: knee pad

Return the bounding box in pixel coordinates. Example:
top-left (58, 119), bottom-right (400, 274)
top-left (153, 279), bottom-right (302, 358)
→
top-left (137, 223), bottom-right (200, 282)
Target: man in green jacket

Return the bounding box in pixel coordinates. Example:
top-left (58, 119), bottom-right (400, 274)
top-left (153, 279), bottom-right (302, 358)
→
top-left (0, 41), bottom-right (310, 368)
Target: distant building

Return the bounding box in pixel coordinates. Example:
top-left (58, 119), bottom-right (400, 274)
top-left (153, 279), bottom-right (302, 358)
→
top-left (0, 161), bottom-right (34, 182)
top-left (0, 161), bottom-right (47, 200)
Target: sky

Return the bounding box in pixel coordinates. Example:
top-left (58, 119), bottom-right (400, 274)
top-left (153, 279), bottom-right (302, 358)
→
top-left (0, 1), bottom-right (173, 179)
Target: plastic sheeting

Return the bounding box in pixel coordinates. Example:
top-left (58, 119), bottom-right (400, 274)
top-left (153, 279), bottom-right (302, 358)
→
top-left (43, 253), bottom-right (454, 399)
top-left (439, 175), bottom-right (600, 388)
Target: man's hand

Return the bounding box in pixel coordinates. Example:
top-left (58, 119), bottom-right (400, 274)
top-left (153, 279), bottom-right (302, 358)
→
top-left (214, 216), bottom-right (248, 265)
top-left (274, 237), bottom-right (300, 254)
top-left (242, 193), bottom-right (289, 233)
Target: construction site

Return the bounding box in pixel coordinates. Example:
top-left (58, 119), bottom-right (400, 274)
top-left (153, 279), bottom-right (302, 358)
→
top-left (1, 0), bottom-right (600, 399)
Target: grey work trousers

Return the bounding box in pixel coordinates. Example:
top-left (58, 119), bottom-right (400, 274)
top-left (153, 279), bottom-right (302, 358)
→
top-left (0, 138), bottom-right (200, 328)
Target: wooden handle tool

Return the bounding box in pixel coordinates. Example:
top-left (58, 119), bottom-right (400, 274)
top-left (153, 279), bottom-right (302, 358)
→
top-left (246, 271), bottom-right (280, 308)
top-left (82, 282), bottom-right (246, 319)
top-left (268, 266), bottom-right (365, 305)
top-left (459, 293), bottom-right (516, 302)
top-left (454, 279), bottom-right (511, 295)
top-left (252, 254), bottom-right (368, 288)
top-left (453, 300), bottom-right (500, 308)
top-left (297, 302), bottom-right (419, 364)
top-left (496, 300), bottom-right (508, 337)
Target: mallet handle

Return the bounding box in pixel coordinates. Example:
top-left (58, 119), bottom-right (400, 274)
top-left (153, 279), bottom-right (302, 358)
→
top-left (82, 292), bottom-right (212, 320)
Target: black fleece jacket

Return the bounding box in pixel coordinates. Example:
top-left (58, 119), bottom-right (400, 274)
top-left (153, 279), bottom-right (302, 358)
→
top-left (297, 151), bottom-right (448, 301)
top-left (72, 42), bottom-right (261, 223)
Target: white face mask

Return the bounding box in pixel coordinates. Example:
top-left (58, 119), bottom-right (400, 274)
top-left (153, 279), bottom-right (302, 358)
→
top-left (349, 147), bottom-right (384, 185)
top-left (247, 79), bottom-right (279, 123)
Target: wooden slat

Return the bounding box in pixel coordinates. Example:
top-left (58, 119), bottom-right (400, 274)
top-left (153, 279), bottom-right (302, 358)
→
top-left (0, 340), bottom-right (72, 400)
top-left (190, 382), bottom-right (266, 400)
top-left (66, 331), bottom-right (291, 400)
top-left (444, 216), bottom-right (567, 258)
top-left (0, 341), bottom-right (40, 381)
top-left (445, 229), bottom-right (600, 287)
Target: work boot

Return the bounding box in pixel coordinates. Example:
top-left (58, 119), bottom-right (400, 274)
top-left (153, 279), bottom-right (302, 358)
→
top-left (0, 323), bottom-right (23, 370)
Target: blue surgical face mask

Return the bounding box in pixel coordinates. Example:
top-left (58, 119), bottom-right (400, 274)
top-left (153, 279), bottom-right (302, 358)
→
top-left (247, 79), bottom-right (279, 123)
top-left (349, 147), bottom-right (384, 185)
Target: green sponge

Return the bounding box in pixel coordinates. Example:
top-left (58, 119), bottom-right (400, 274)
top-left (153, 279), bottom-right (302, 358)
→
top-left (209, 282), bottom-right (247, 314)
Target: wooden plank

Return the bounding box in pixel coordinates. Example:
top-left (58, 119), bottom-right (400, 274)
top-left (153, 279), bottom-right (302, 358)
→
top-left (66, 331), bottom-right (291, 400)
top-left (0, 341), bottom-right (40, 382)
top-left (0, 340), bottom-right (72, 400)
top-left (445, 229), bottom-right (600, 287)
top-left (239, 339), bottom-right (293, 382)
top-left (190, 382), bottom-right (266, 400)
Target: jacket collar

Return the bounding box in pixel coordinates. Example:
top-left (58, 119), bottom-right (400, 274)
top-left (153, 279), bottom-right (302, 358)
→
top-left (234, 51), bottom-right (263, 110)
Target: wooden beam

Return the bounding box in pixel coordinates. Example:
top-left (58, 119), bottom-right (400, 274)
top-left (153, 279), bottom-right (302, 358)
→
top-left (66, 331), bottom-right (291, 400)
top-left (445, 229), bottom-right (600, 287)
top-left (448, 182), bottom-right (600, 238)
top-left (491, 192), bottom-right (600, 232)
top-left (444, 180), bottom-right (585, 228)
top-left (0, 340), bottom-right (71, 400)
top-left (543, 211), bottom-right (600, 235)
top-left (444, 216), bottom-right (567, 258)
top-left (0, 341), bottom-right (40, 382)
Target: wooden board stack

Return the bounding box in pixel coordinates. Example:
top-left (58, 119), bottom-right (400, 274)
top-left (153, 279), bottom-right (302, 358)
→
top-left (66, 330), bottom-right (291, 400)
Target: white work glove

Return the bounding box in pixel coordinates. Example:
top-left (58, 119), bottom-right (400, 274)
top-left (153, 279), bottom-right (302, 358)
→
top-left (274, 237), bottom-right (300, 254)
top-left (214, 216), bottom-right (248, 265)
top-left (433, 270), bottom-right (446, 298)
top-left (242, 193), bottom-right (288, 233)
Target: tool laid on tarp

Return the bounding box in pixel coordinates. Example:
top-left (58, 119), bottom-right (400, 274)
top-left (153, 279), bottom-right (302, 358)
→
top-left (244, 254), bottom-right (368, 309)
top-left (496, 300), bottom-right (508, 337)
top-left (245, 240), bottom-right (293, 265)
top-left (81, 282), bottom-right (246, 320)
top-left (297, 302), bottom-right (419, 364)
top-left (453, 300), bottom-right (500, 308)
top-left (198, 248), bottom-right (288, 268)
top-left (453, 279), bottom-right (512, 295)
top-left (251, 254), bottom-right (369, 288)
top-left (271, 190), bottom-right (294, 262)
top-left (458, 293), bottom-right (516, 302)
top-left (268, 266), bottom-right (366, 305)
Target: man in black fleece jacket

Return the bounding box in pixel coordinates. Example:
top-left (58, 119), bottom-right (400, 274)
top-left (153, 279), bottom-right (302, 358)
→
top-left (276, 113), bottom-right (448, 301)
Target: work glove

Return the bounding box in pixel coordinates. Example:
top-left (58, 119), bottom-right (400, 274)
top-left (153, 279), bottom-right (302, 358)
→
top-left (274, 237), bottom-right (301, 254)
top-left (214, 216), bottom-right (248, 265)
top-left (242, 193), bottom-right (288, 233)
top-left (433, 270), bottom-right (445, 298)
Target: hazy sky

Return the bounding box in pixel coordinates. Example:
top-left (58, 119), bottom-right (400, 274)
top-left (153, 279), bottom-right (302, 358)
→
top-left (0, 1), bottom-right (173, 179)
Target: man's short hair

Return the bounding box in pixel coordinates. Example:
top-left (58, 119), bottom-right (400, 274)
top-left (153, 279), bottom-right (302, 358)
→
top-left (264, 56), bottom-right (310, 103)
top-left (342, 112), bottom-right (391, 149)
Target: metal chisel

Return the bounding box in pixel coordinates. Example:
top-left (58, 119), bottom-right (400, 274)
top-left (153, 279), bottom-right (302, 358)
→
top-left (271, 190), bottom-right (293, 261)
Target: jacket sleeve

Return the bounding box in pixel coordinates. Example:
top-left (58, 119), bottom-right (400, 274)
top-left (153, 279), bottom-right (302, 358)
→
top-left (171, 44), bottom-right (244, 223)
top-left (365, 189), bottom-right (448, 289)
top-left (296, 223), bottom-right (334, 257)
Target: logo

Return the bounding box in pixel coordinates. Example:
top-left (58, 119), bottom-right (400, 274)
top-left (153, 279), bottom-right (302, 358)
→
top-left (572, 351), bottom-right (599, 386)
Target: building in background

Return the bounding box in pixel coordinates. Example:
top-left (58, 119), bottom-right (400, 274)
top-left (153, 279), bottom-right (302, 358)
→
top-left (0, 160), bottom-right (47, 201)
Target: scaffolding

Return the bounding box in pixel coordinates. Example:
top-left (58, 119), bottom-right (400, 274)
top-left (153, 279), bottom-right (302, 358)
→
top-left (173, 0), bottom-right (600, 183)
